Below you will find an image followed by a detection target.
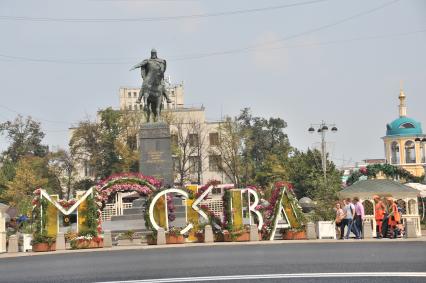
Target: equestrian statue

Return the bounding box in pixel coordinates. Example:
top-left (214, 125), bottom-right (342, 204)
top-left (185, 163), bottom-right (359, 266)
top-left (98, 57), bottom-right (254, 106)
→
top-left (130, 49), bottom-right (171, 122)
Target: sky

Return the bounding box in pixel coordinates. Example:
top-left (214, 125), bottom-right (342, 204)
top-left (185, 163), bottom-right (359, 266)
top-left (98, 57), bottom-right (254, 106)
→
top-left (0, 0), bottom-right (425, 168)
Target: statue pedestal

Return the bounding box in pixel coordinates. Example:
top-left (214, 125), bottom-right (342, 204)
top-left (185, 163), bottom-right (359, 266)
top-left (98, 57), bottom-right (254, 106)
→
top-left (139, 122), bottom-right (173, 187)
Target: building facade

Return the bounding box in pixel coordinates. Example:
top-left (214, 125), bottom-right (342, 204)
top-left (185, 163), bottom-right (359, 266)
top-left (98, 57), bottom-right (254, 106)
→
top-left (382, 88), bottom-right (426, 176)
top-left (73, 81), bottom-right (229, 185)
top-left (119, 80), bottom-right (184, 111)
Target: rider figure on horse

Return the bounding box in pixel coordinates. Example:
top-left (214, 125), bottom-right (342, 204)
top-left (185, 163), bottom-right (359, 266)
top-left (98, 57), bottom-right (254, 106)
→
top-left (131, 49), bottom-right (172, 121)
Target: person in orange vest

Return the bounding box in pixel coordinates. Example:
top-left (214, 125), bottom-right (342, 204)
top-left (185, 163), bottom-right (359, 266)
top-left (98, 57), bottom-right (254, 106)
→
top-left (373, 195), bottom-right (385, 238)
top-left (388, 198), bottom-right (401, 239)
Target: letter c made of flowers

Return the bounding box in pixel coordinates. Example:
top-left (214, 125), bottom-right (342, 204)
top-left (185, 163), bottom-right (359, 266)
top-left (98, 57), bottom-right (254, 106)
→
top-left (148, 188), bottom-right (193, 235)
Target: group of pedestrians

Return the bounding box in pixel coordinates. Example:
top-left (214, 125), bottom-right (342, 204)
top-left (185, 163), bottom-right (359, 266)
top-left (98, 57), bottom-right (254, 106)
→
top-left (373, 195), bottom-right (403, 239)
top-left (335, 196), bottom-right (403, 239)
top-left (335, 197), bottom-right (364, 239)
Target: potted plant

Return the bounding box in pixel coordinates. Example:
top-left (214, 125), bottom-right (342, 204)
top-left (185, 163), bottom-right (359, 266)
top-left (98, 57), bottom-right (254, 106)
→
top-left (166, 227), bottom-right (184, 244)
top-left (223, 226), bottom-right (250, 242)
top-left (194, 224), bottom-right (206, 243)
top-left (146, 232), bottom-right (157, 245)
top-left (282, 227), bottom-right (307, 240)
top-left (19, 222), bottom-right (33, 252)
top-left (70, 231), bottom-right (103, 249)
top-left (31, 234), bottom-right (56, 252)
top-left (117, 230), bottom-right (137, 246)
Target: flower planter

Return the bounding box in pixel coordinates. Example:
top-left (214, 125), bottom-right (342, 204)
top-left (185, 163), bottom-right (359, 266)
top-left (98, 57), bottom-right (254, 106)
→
top-left (196, 233), bottom-right (204, 243)
top-left (214, 233), bottom-right (224, 242)
top-left (74, 238), bottom-right (103, 249)
top-left (146, 235), bottom-right (157, 245)
top-left (283, 230), bottom-right (307, 240)
top-left (32, 242), bottom-right (56, 252)
top-left (19, 234), bottom-right (32, 252)
top-left (223, 231), bottom-right (250, 242)
top-left (315, 221), bottom-right (336, 239)
top-left (166, 234), bottom-right (184, 244)
top-left (117, 239), bottom-right (138, 246)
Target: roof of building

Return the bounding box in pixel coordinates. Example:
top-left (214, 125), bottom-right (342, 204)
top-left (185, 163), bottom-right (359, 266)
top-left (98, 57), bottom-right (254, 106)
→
top-left (340, 179), bottom-right (419, 196)
top-left (386, 116), bottom-right (423, 136)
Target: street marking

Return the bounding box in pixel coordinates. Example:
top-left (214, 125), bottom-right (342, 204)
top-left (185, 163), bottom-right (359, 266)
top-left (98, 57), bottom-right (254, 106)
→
top-left (96, 272), bottom-right (426, 283)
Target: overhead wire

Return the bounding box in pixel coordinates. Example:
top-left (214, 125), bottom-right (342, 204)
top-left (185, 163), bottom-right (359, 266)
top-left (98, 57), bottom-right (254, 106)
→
top-left (0, 104), bottom-right (73, 125)
top-left (0, 0), bottom-right (330, 23)
top-left (169, 0), bottom-right (401, 61)
top-left (0, 0), bottom-right (403, 64)
top-left (0, 28), bottom-right (423, 65)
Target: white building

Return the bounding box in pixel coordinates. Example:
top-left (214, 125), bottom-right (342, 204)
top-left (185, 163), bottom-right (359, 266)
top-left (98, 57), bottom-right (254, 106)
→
top-left (73, 81), bottom-right (229, 185)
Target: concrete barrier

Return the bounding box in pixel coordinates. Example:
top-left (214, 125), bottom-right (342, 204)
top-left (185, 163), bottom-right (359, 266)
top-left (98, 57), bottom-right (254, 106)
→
top-left (249, 225), bottom-right (259, 241)
top-left (8, 235), bottom-right (18, 253)
top-left (103, 231), bottom-right (112, 248)
top-left (306, 222), bottom-right (317, 240)
top-left (204, 225), bottom-right (214, 243)
top-left (156, 228), bottom-right (166, 245)
top-left (56, 232), bottom-right (65, 250)
top-left (0, 212), bottom-right (5, 253)
top-left (405, 220), bottom-right (418, 238)
top-left (362, 220), bottom-right (373, 239)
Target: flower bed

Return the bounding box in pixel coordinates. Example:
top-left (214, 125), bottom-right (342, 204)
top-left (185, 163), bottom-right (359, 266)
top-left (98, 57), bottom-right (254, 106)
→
top-left (223, 231), bottom-right (250, 242)
top-left (70, 236), bottom-right (103, 249)
top-left (32, 242), bottom-right (56, 252)
top-left (146, 235), bottom-right (157, 245)
top-left (166, 234), bottom-right (185, 244)
top-left (196, 233), bottom-right (204, 243)
top-left (282, 230), bottom-right (306, 240)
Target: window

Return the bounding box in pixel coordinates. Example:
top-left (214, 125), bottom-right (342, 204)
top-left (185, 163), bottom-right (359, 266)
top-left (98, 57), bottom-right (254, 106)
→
top-left (391, 141), bottom-right (400, 164)
top-left (405, 141), bottom-right (416, 163)
top-left (189, 156), bottom-right (200, 173)
top-left (173, 157), bottom-right (180, 172)
top-left (128, 92), bottom-right (131, 98)
top-left (400, 123), bottom-right (415, 128)
top-left (212, 187), bottom-right (222, 195)
top-left (209, 155), bottom-right (221, 171)
top-left (189, 134), bottom-right (199, 147)
top-left (128, 105), bottom-right (132, 110)
top-left (421, 143), bottom-right (426, 163)
top-left (133, 92), bottom-right (137, 97)
top-left (209, 133), bottom-right (219, 146)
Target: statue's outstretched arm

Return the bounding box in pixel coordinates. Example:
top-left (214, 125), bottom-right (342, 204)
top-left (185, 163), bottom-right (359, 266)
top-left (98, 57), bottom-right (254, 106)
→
top-left (130, 59), bottom-right (148, 71)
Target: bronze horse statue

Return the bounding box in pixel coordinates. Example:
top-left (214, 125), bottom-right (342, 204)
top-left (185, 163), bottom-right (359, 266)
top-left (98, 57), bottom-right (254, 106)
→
top-left (131, 49), bottom-right (171, 123)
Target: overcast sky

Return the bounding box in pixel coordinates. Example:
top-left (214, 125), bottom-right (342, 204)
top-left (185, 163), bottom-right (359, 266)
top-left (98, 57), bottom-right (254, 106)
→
top-left (0, 0), bottom-right (425, 167)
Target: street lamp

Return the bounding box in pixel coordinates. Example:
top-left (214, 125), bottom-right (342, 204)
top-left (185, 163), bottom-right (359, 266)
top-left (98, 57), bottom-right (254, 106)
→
top-left (308, 121), bottom-right (338, 181)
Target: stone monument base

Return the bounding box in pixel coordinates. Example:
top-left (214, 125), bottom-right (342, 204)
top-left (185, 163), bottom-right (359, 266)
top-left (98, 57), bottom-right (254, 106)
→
top-left (139, 122), bottom-right (173, 187)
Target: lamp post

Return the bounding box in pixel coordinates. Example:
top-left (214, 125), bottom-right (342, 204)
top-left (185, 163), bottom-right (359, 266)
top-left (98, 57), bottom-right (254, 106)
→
top-left (308, 121), bottom-right (338, 181)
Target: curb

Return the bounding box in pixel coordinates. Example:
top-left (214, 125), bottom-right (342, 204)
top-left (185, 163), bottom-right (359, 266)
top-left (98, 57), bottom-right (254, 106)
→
top-left (1, 236), bottom-right (425, 259)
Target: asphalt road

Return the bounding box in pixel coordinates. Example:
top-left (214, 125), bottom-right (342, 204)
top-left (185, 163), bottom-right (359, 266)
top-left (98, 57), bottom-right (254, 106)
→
top-left (0, 242), bottom-right (425, 283)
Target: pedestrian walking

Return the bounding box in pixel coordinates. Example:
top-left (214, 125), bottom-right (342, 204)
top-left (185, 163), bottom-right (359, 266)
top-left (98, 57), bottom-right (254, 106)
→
top-left (388, 198), bottom-right (401, 239)
top-left (373, 195), bottom-right (385, 238)
top-left (353, 197), bottom-right (365, 238)
top-left (341, 198), bottom-right (360, 239)
top-left (335, 202), bottom-right (345, 239)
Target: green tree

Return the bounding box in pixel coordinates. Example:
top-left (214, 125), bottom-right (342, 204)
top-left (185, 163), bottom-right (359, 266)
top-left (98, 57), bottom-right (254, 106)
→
top-left (1, 156), bottom-right (48, 214)
top-left (70, 108), bottom-right (141, 180)
top-left (286, 148), bottom-right (342, 200)
top-left (47, 149), bottom-right (76, 199)
top-left (237, 108), bottom-right (291, 187)
top-left (0, 115), bottom-right (48, 162)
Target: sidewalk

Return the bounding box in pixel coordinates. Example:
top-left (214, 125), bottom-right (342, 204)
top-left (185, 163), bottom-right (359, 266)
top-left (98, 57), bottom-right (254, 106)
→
top-left (1, 236), bottom-right (426, 259)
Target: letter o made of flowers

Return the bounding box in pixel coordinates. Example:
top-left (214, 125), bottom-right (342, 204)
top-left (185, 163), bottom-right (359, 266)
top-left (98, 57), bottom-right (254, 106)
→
top-left (148, 188), bottom-right (191, 234)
